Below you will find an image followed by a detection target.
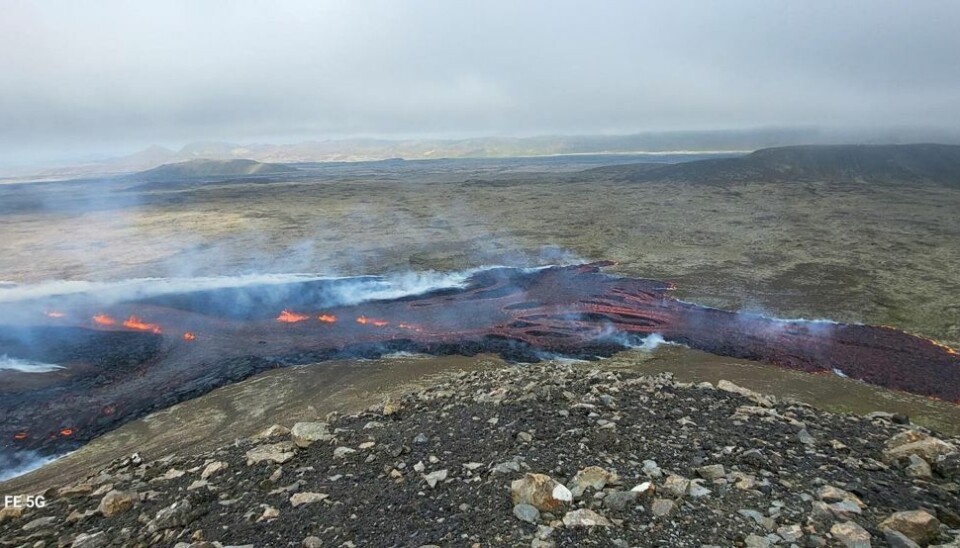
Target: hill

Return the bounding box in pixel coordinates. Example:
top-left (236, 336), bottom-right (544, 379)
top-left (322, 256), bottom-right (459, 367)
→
top-left (586, 144), bottom-right (960, 185)
top-left (134, 159), bottom-right (297, 181)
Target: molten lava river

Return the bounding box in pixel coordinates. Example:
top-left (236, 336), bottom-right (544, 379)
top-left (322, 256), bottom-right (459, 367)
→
top-left (1, 262), bottom-right (958, 469)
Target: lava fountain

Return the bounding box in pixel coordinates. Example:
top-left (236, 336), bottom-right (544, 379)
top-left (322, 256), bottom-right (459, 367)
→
top-left (1, 262), bottom-right (957, 469)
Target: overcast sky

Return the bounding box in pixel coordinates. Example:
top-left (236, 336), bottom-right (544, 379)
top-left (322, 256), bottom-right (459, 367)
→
top-left (2, 0), bottom-right (960, 164)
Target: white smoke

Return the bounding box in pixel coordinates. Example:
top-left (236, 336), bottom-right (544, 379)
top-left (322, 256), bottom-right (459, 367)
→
top-left (0, 355), bottom-right (64, 373)
top-left (0, 269), bottom-right (495, 307)
top-left (632, 333), bottom-right (669, 351)
top-left (0, 451), bottom-right (67, 482)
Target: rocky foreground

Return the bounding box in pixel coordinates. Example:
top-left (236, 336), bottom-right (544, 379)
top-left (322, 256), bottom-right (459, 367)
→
top-left (2, 365), bottom-right (960, 547)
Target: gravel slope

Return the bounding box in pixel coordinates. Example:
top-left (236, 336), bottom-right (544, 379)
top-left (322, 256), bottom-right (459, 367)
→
top-left (2, 364), bottom-right (959, 547)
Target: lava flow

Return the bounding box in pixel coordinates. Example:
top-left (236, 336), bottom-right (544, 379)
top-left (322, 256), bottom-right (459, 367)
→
top-left (277, 309), bottom-right (310, 323)
top-left (122, 316), bottom-right (162, 334)
top-left (91, 313), bottom-right (116, 326)
top-left (2, 261), bottom-right (958, 467)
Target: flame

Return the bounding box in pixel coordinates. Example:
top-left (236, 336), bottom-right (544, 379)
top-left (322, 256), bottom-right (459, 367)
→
top-left (13, 432), bottom-right (27, 440)
top-left (60, 428), bottom-right (74, 437)
top-left (123, 316), bottom-right (162, 334)
top-left (183, 332), bottom-right (196, 341)
top-left (277, 309), bottom-right (310, 323)
top-left (102, 404), bottom-right (115, 415)
top-left (45, 311), bottom-right (65, 318)
top-left (397, 323), bottom-right (423, 332)
top-left (93, 314), bottom-right (116, 326)
top-left (318, 314), bottom-right (337, 323)
top-left (356, 315), bottom-right (389, 327)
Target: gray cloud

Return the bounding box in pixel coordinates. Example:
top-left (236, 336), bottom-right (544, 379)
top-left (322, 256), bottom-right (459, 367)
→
top-left (2, 0), bottom-right (960, 163)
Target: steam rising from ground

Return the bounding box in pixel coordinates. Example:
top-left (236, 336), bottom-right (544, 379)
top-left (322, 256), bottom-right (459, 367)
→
top-left (0, 355), bottom-right (64, 373)
top-left (0, 451), bottom-right (66, 482)
top-left (0, 269), bottom-right (487, 307)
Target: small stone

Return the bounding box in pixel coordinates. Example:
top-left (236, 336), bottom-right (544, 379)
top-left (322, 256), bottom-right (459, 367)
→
top-left (561, 509), bottom-right (612, 527)
top-left (517, 431), bottom-right (534, 443)
top-left (163, 468), bottom-right (186, 480)
top-left (22, 515), bottom-right (56, 531)
top-left (883, 433), bottom-right (956, 464)
top-left (662, 475), bottom-right (691, 498)
top-left (246, 442), bottom-right (297, 465)
top-left (303, 536), bottom-right (324, 548)
top-left (879, 510), bottom-right (940, 545)
top-left (650, 498), bottom-right (676, 518)
top-left (253, 424), bottom-right (291, 440)
top-left (687, 480), bottom-right (712, 498)
top-left (333, 446), bottom-right (357, 458)
top-left (260, 506), bottom-right (280, 521)
top-left (98, 489), bottom-right (137, 517)
top-left (382, 398), bottom-right (402, 416)
top-left (602, 490), bottom-right (638, 511)
top-left (493, 460), bottom-right (522, 474)
top-left (291, 422), bottom-right (333, 447)
top-left (744, 534), bottom-right (772, 548)
top-left (818, 485), bottom-right (865, 509)
top-left (696, 464), bottom-right (726, 480)
top-left (187, 480), bottom-right (209, 491)
top-left (413, 433), bottom-right (429, 444)
top-left (58, 483), bottom-right (94, 497)
top-left (829, 500), bottom-right (863, 518)
top-left (882, 528), bottom-right (921, 548)
top-left (777, 524), bottom-right (803, 543)
top-left (570, 466), bottom-right (616, 497)
top-left (739, 509), bottom-right (776, 531)
top-left (511, 473), bottom-right (573, 512)
top-left (66, 509), bottom-right (94, 524)
top-left (934, 452), bottom-right (960, 479)
top-left (642, 460), bottom-right (663, 479)
top-left (630, 481), bottom-right (654, 496)
top-left (359, 441), bottom-right (375, 450)
top-left (200, 461), bottom-right (228, 480)
top-left (513, 503), bottom-right (541, 524)
top-left (72, 532), bottom-right (108, 548)
top-left (290, 492), bottom-right (329, 508)
top-left (830, 520), bottom-right (872, 547)
top-left (0, 506), bottom-right (23, 523)
top-left (423, 469), bottom-right (448, 488)
top-left (798, 429), bottom-right (816, 445)
top-left (905, 454), bottom-right (932, 478)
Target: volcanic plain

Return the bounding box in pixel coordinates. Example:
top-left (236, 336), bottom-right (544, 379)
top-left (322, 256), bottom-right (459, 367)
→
top-left (2, 147), bottom-right (960, 498)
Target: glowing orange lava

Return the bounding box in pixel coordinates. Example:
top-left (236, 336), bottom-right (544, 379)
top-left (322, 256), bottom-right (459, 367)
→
top-left (318, 314), bottom-right (337, 323)
top-left (277, 309), bottom-right (311, 323)
top-left (397, 323), bottom-right (423, 332)
top-left (92, 314), bottom-right (116, 326)
top-left (356, 315), bottom-right (389, 327)
top-left (123, 316), bottom-right (162, 334)
top-left (45, 311), bottom-right (65, 318)
top-left (13, 432), bottom-right (27, 440)
top-left (60, 428), bottom-right (74, 437)
top-left (183, 332), bottom-right (197, 341)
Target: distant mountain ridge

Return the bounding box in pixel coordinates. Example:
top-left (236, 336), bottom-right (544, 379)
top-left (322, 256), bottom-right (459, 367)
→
top-left (586, 144), bottom-right (960, 185)
top-left (134, 159), bottom-right (297, 181)
top-left (105, 128), bottom-right (960, 173)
